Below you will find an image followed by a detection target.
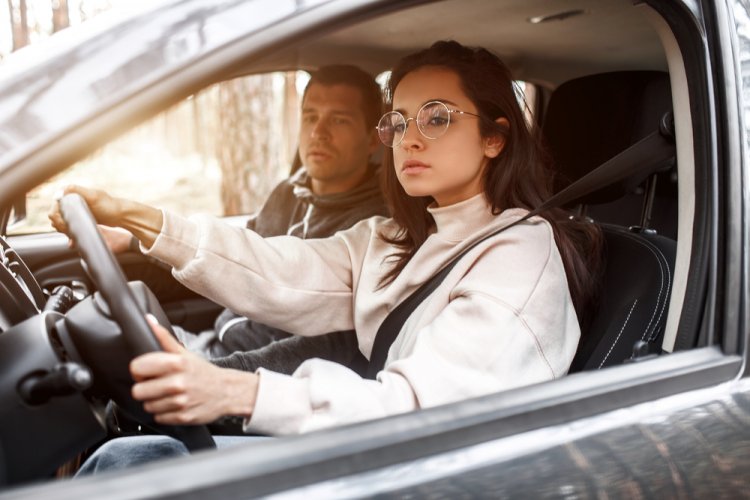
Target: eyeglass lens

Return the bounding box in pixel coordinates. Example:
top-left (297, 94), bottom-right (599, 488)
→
top-left (377, 101), bottom-right (451, 147)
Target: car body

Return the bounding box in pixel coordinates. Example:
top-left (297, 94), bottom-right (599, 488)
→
top-left (0, 0), bottom-right (748, 497)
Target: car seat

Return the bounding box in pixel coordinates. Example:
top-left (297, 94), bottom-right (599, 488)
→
top-left (542, 71), bottom-right (677, 371)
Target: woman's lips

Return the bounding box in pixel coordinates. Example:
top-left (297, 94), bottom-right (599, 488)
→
top-left (401, 160), bottom-right (429, 175)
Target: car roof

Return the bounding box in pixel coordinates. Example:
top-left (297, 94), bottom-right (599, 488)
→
top-left (262, 0), bottom-right (668, 87)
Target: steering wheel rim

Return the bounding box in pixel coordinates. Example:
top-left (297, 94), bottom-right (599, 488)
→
top-left (58, 193), bottom-right (215, 451)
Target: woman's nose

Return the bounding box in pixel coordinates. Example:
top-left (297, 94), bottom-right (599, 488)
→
top-left (400, 119), bottom-right (423, 149)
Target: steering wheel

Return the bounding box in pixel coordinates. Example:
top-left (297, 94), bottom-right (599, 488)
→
top-left (0, 235), bottom-right (46, 330)
top-left (58, 193), bottom-right (215, 451)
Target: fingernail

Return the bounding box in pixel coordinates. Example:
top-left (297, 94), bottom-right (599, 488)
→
top-left (146, 313), bottom-right (159, 326)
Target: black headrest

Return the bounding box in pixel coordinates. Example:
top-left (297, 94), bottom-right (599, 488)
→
top-left (543, 71), bottom-right (672, 204)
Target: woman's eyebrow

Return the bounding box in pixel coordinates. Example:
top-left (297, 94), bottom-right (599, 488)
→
top-left (430, 98), bottom-right (459, 107)
top-left (393, 98), bottom-right (460, 115)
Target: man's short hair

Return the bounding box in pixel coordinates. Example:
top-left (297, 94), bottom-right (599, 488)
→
top-left (303, 65), bottom-right (383, 129)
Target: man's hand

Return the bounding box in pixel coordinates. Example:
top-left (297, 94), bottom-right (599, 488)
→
top-left (130, 316), bottom-right (259, 425)
top-left (99, 225), bottom-right (135, 254)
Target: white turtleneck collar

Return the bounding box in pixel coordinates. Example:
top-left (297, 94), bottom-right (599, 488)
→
top-left (426, 193), bottom-right (499, 241)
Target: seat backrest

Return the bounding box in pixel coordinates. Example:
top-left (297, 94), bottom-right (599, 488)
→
top-left (569, 225), bottom-right (675, 372)
top-left (543, 71), bottom-right (672, 199)
top-left (542, 71), bottom-right (678, 370)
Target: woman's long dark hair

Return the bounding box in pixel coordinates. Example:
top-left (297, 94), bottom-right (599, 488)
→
top-left (379, 40), bottom-right (603, 327)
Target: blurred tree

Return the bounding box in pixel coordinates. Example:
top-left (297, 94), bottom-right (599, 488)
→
top-left (217, 75), bottom-right (279, 215)
top-left (51, 0), bottom-right (69, 32)
top-left (282, 71), bottom-right (299, 170)
top-left (7, 0), bottom-right (30, 51)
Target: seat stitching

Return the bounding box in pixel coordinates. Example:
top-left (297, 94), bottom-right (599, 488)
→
top-left (622, 236), bottom-right (664, 340)
top-left (617, 232), bottom-right (668, 342)
top-left (647, 244), bottom-right (671, 342)
top-left (599, 298), bottom-right (638, 369)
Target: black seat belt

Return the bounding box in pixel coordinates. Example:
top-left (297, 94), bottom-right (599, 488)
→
top-left (363, 114), bottom-right (675, 379)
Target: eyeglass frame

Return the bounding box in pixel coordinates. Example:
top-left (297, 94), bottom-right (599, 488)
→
top-left (376, 100), bottom-right (485, 148)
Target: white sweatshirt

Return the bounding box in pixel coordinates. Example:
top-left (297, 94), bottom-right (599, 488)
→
top-left (144, 193), bottom-right (580, 435)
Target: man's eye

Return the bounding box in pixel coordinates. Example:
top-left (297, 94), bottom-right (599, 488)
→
top-left (302, 115), bottom-right (317, 124)
top-left (393, 123), bottom-right (406, 133)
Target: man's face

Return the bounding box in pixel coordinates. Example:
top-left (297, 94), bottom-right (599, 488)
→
top-left (298, 83), bottom-right (378, 195)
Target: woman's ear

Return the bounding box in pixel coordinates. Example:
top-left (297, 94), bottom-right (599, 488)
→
top-left (484, 117), bottom-right (509, 158)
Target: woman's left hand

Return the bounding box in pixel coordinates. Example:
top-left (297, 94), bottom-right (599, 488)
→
top-left (130, 316), bottom-right (259, 425)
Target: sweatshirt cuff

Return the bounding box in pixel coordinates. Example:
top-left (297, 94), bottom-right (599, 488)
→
top-left (141, 209), bottom-right (200, 269)
top-left (243, 368), bottom-right (313, 435)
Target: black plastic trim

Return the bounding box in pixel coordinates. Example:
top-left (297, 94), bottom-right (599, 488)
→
top-left (706, 0), bottom-right (750, 370)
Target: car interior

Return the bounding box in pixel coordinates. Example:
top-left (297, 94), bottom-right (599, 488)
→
top-left (0, 0), bottom-right (721, 489)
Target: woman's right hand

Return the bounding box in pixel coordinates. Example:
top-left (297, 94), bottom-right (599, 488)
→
top-left (48, 184), bottom-right (163, 249)
top-left (48, 185), bottom-right (123, 235)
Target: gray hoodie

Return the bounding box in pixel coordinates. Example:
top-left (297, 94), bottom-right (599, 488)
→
top-left (246, 164), bottom-right (388, 239)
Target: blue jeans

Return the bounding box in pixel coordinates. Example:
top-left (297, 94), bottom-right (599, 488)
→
top-left (75, 435), bottom-right (266, 476)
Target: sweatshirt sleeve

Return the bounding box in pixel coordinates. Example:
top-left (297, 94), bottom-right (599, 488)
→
top-left (245, 237), bottom-right (579, 435)
top-left (143, 210), bottom-right (372, 335)
top-left (211, 330), bottom-right (363, 375)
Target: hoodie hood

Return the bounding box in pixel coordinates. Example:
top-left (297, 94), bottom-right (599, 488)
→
top-left (246, 163), bottom-right (389, 240)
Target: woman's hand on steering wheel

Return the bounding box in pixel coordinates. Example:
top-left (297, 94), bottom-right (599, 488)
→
top-left (48, 185), bottom-right (123, 234)
top-left (49, 185), bottom-right (163, 249)
top-left (131, 315), bottom-right (260, 426)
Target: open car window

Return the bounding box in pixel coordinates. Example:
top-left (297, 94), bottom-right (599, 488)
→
top-left (8, 71), bottom-right (306, 235)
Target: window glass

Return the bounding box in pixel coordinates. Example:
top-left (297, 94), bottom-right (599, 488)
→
top-left (11, 72), bottom-right (305, 235)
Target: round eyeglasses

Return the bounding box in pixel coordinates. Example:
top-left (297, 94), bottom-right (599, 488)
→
top-left (377, 100), bottom-right (483, 148)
